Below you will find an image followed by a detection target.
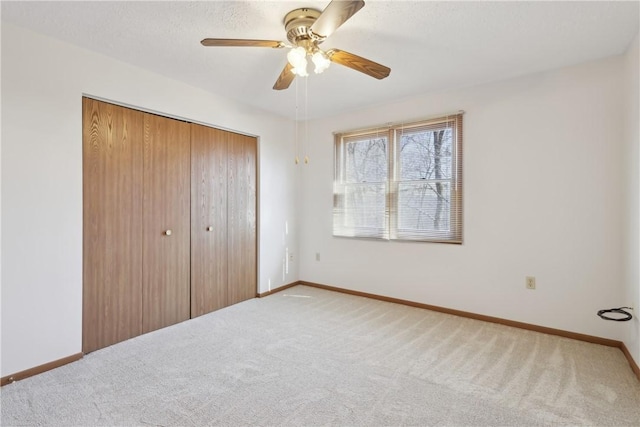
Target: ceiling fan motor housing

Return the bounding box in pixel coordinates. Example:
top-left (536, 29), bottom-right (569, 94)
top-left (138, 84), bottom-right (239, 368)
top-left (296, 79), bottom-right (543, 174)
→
top-left (284, 8), bottom-right (322, 46)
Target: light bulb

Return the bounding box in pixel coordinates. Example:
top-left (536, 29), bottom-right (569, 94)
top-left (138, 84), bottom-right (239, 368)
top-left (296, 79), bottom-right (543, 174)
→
top-left (287, 47), bottom-right (306, 67)
top-left (287, 46), bottom-right (309, 77)
top-left (291, 61), bottom-right (309, 77)
top-left (311, 50), bottom-right (331, 74)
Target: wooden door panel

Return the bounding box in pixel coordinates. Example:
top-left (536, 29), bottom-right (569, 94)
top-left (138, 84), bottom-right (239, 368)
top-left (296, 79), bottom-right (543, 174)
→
top-left (190, 123), bottom-right (228, 317)
top-left (227, 133), bottom-right (257, 305)
top-left (82, 98), bottom-right (143, 353)
top-left (142, 113), bottom-right (191, 333)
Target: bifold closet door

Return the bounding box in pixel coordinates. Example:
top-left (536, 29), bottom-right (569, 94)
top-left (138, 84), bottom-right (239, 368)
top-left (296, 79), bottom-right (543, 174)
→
top-left (190, 123), bottom-right (229, 317)
top-left (82, 98), bottom-right (143, 353)
top-left (227, 132), bottom-right (257, 306)
top-left (142, 113), bottom-right (191, 333)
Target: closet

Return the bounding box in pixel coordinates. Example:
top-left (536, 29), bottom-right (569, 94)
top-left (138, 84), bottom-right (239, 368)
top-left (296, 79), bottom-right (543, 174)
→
top-left (82, 97), bottom-right (257, 353)
top-left (83, 99), bottom-right (143, 352)
top-left (190, 124), bottom-right (229, 317)
top-left (141, 113), bottom-right (191, 333)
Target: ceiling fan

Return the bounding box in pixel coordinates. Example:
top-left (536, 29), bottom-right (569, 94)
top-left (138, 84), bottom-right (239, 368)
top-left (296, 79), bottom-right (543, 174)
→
top-left (201, 0), bottom-right (391, 90)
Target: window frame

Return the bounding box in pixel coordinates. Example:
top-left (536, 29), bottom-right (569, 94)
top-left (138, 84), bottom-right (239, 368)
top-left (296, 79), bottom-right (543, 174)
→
top-left (333, 129), bottom-right (392, 239)
top-left (333, 113), bottom-right (463, 244)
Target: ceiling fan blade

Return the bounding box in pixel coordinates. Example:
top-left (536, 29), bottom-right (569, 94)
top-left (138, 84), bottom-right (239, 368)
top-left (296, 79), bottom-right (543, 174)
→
top-left (310, 0), bottom-right (365, 40)
top-left (201, 38), bottom-right (285, 48)
top-left (273, 63), bottom-right (296, 90)
top-left (327, 49), bottom-right (390, 80)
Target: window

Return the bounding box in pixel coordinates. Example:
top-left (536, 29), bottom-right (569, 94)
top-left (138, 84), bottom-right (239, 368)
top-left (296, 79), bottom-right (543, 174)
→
top-left (333, 114), bottom-right (463, 243)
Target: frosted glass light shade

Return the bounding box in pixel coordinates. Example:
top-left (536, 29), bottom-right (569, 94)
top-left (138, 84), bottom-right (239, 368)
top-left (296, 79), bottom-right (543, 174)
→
top-left (292, 63), bottom-right (309, 77)
top-left (312, 51), bottom-right (331, 74)
top-left (287, 47), bottom-right (308, 76)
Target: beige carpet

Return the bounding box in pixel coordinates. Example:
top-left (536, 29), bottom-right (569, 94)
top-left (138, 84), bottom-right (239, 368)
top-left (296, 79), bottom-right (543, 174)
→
top-left (1, 285), bottom-right (639, 426)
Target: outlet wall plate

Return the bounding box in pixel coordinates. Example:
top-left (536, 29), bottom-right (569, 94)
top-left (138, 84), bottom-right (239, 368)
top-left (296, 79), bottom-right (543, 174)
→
top-left (526, 276), bottom-right (536, 290)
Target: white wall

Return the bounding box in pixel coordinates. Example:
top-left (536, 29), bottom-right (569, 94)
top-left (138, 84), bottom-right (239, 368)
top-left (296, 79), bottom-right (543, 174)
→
top-left (0, 23), bottom-right (299, 376)
top-left (623, 32), bottom-right (640, 367)
top-left (300, 55), bottom-right (629, 341)
top-left (2, 20), bottom-right (636, 378)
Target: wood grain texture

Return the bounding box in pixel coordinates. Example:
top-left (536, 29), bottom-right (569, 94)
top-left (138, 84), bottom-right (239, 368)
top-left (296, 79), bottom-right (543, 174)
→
top-left (201, 39), bottom-right (284, 48)
top-left (142, 113), bottom-right (191, 333)
top-left (82, 98), bottom-right (143, 353)
top-left (190, 124), bottom-right (229, 317)
top-left (227, 133), bottom-right (257, 306)
top-left (327, 49), bottom-right (391, 80)
top-left (273, 63), bottom-right (295, 91)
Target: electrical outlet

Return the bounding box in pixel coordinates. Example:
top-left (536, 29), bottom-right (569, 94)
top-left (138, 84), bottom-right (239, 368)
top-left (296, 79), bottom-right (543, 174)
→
top-left (315, 252), bottom-right (320, 261)
top-left (526, 276), bottom-right (536, 290)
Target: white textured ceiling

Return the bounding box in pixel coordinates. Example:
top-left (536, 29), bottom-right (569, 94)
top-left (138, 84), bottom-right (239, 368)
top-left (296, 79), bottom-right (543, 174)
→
top-left (2, 1), bottom-right (639, 120)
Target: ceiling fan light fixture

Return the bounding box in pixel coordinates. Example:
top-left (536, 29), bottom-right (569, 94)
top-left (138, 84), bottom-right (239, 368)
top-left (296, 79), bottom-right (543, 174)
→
top-left (201, 1), bottom-right (390, 90)
top-left (311, 50), bottom-right (331, 74)
top-left (291, 63), bottom-right (309, 77)
top-left (287, 46), bottom-right (310, 76)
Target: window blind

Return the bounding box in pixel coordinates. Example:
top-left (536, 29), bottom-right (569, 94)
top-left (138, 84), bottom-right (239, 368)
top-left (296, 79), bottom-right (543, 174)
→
top-left (333, 113), bottom-right (463, 243)
top-left (391, 115), bottom-right (463, 242)
top-left (333, 130), bottom-right (390, 239)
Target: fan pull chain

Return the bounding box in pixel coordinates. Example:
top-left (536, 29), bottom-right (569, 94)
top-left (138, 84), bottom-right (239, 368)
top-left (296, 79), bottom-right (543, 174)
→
top-left (304, 76), bottom-right (309, 164)
top-left (294, 78), bottom-right (299, 164)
